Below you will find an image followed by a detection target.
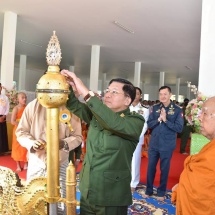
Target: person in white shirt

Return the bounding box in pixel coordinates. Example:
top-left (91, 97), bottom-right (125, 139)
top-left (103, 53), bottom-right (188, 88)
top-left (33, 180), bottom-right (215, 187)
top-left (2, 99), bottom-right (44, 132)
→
top-left (16, 99), bottom-right (82, 214)
top-left (0, 83), bottom-right (9, 154)
top-left (130, 87), bottom-right (149, 192)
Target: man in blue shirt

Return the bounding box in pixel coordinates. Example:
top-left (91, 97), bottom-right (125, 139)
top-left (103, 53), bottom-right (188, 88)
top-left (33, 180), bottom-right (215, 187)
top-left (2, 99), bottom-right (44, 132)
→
top-left (145, 86), bottom-right (184, 201)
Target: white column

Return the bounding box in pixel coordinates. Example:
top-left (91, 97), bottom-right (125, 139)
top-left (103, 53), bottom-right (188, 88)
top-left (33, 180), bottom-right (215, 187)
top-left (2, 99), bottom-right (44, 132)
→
top-left (198, 0), bottom-right (215, 96)
top-left (175, 78), bottom-right (180, 101)
top-left (159, 72), bottom-right (165, 87)
top-left (89, 45), bottom-right (100, 92)
top-left (142, 82), bottom-right (145, 95)
top-left (139, 81), bottom-right (143, 91)
top-left (133, 62), bottom-right (141, 87)
top-left (102, 73), bottom-right (107, 93)
top-left (0, 11), bottom-right (17, 90)
top-left (69, 66), bottom-right (75, 72)
top-left (18, 55), bottom-right (27, 90)
top-left (187, 86), bottom-right (191, 100)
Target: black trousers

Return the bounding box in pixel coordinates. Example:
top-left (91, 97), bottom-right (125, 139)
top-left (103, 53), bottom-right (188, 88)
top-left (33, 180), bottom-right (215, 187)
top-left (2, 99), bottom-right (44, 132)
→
top-left (0, 115), bottom-right (9, 153)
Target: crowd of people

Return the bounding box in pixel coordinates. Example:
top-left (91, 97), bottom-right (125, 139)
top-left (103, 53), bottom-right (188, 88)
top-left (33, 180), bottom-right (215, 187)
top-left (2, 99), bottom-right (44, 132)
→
top-left (1, 72), bottom-right (215, 214)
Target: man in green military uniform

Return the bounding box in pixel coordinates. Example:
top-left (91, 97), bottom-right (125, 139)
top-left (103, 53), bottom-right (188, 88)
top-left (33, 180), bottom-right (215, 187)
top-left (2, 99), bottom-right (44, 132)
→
top-left (61, 70), bottom-right (145, 215)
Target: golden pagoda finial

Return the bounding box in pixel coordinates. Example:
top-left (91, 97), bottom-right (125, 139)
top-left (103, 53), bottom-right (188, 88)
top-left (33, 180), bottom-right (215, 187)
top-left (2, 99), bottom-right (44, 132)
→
top-left (46, 31), bottom-right (62, 66)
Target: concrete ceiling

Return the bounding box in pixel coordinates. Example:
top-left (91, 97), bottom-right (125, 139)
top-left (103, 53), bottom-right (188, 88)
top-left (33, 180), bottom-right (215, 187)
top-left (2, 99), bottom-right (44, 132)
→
top-left (0, 0), bottom-right (202, 86)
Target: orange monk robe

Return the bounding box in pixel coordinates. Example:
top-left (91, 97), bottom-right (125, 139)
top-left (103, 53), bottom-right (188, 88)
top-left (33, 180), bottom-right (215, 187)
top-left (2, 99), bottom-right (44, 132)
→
top-left (11, 106), bottom-right (28, 162)
top-left (173, 139), bottom-right (215, 215)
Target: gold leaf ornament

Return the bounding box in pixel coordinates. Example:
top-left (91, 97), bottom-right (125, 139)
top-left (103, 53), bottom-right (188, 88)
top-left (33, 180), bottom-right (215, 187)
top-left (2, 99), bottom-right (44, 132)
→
top-left (46, 31), bottom-right (62, 66)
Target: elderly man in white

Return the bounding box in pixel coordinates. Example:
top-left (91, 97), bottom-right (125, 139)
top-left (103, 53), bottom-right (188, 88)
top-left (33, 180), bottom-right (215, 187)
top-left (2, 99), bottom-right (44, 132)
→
top-left (130, 87), bottom-right (149, 193)
top-left (16, 98), bottom-right (82, 215)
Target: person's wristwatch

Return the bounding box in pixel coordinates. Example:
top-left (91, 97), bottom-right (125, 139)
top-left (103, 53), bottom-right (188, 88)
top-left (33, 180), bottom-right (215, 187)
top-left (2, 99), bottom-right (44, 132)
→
top-left (84, 91), bottom-right (95, 102)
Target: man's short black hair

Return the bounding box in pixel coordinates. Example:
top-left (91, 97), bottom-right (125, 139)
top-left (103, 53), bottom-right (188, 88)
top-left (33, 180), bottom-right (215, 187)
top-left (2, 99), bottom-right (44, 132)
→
top-left (109, 78), bottom-right (136, 105)
top-left (135, 87), bottom-right (142, 95)
top-left (159, 85), bottom-right (171, 93)
top-left (184, 98), bottom-right (189, 103)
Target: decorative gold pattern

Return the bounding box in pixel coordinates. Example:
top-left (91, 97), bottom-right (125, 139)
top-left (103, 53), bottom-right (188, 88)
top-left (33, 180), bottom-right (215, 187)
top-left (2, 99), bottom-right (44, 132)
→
top-left (16, 177), bottom-right (47, 215)
top-left (0, 167), bottom-right (47, 215)
top-left (0, 166), bottom-right (21, 215)
top-left (46, 31), bottom-right (62, 66)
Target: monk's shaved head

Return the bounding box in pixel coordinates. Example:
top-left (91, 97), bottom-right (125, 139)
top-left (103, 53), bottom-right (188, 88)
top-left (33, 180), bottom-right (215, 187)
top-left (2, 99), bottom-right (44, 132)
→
top-left (204, 96), bottom-right (215, 109)
top-left (17, 92), bottom-right (26, 98)
top-left (17, 92), bottom-right (27, 105)
top-left (199, 96), bottom-right (215, 140)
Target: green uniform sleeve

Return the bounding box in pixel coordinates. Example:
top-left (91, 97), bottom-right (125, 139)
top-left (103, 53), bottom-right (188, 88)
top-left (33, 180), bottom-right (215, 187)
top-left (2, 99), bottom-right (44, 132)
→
top-left (66, 87), bottom-right (93, 124)
top-left (87, 96), bottom-right (145, 142)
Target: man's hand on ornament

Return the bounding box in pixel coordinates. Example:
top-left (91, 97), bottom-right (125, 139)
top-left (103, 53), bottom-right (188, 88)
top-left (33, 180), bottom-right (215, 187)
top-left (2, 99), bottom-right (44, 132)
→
top-left (61, 70), bottom-right (89, 97)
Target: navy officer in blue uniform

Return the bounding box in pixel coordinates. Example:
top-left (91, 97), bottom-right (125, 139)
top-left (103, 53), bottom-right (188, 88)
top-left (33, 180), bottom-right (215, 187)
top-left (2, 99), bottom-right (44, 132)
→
top-left (145, 86), bottom-right (184, 201)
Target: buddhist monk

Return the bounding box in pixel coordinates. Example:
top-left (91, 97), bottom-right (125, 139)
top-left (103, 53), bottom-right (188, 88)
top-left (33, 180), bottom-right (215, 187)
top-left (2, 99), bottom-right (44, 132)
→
top-left (171, 96), bottom-right (215, 215)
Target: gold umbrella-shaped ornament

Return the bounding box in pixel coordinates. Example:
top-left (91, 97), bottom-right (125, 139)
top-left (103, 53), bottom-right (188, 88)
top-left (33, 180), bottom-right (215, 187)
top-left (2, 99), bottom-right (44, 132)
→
top-left (36, 31), bottom-right (77, 215)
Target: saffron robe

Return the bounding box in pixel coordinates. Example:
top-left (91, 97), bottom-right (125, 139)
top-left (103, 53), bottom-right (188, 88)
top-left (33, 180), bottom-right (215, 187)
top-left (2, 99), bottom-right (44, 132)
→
top-left (173, 139), bottom-right (215, 215)
top-left (11, 105), bottom-right (28, 162)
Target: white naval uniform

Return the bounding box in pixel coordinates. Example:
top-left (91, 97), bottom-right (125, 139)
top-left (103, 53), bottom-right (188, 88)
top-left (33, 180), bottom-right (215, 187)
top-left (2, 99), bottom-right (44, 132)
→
top-left (130, 102), bottom-right (149, 188)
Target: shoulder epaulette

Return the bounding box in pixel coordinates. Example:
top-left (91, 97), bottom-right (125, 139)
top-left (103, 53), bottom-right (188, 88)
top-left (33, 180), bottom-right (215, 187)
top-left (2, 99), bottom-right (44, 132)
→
top-left (130, 111), bottom-right (138, 115)
top-left (175, 104), bottom-right (181, 108)
top-left (154, 103), bottom-right (162, 107)
top-left (141, 104), bottom-right (149, 109)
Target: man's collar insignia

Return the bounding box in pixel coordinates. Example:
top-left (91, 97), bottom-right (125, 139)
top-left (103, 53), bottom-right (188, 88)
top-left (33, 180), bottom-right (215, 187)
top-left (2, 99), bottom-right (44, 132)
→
top-left (120, 113), bottom-right (125, 117)
top-left (156, 109), bottom-right (161, 113)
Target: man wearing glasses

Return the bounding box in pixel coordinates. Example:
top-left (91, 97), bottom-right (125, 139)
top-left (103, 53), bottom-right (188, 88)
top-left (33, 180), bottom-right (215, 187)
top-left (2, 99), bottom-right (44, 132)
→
top-left (61, 70), bottom-right (145, 215)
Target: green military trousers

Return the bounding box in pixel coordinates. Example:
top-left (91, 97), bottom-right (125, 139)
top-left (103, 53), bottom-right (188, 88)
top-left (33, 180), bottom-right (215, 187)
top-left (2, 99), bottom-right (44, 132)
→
top-left (80, 196), bottom-right (128, 215)
top-left (179, 125), bottom-right (192, 153)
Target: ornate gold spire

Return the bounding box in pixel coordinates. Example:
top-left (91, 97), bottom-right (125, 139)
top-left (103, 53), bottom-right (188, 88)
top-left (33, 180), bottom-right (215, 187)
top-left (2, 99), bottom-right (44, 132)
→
top-left (46, 31), bottom-right (62, 66)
